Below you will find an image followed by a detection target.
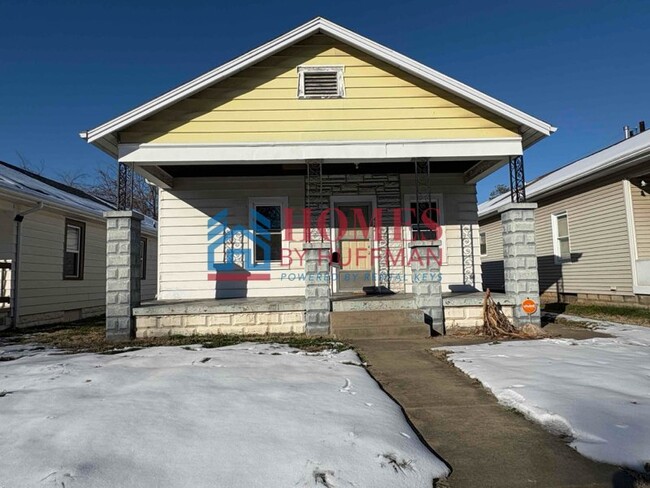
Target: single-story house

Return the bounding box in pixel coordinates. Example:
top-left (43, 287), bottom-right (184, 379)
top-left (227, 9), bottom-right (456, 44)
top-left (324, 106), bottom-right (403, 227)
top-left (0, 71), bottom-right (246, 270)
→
top-left (479, 128), bottom-right (650, 308)
top-left (80, 17), bottom-right (555, 339)
top-left (0, 161), bottom-right (158, 329)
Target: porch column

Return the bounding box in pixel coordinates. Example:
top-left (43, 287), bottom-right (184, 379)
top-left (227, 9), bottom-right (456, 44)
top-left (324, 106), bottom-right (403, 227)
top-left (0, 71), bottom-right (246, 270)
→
top-left (303, 242), bottom-right (331, 335)
top-left (410, 240), bottom-right (443, 335)
top-left (500, 203), bottom-right (541, 327)
top-left (104, 210), bottom-right (143, 341)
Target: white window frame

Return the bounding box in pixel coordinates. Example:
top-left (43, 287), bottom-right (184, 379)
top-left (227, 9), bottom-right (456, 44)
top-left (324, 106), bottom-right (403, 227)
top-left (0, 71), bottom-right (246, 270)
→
top-left (248, 197), bottom-right (288, 267)
top-left (297, 65), bottom-right (345, 99)
top-left (403, 193), bottom-right (445, 265)
top-left (63, 219), bottom-right (85, 280)
top-left (479, 232), bottom-right (487, 256)
top-left (551, 211), bottom-right (571, 264)
top-left (140, 238), bottom-right (147, 280)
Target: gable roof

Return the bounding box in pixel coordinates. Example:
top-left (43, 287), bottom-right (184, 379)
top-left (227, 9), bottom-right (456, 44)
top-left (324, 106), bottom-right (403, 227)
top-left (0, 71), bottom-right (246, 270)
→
top-left (0, 161), bottom-right (157, 231)
top-left (478, 130), bottom-right (650, 219)
top-left (81, 17), bottom-right (555, 157)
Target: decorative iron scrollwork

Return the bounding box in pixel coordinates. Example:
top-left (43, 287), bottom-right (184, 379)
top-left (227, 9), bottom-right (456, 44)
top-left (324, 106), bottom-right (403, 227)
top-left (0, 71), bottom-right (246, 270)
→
top-left (509, 155), bottom-right (526, 203)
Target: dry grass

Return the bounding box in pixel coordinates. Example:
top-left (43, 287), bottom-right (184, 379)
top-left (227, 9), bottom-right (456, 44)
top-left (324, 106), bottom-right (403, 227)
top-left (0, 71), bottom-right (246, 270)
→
top-left (0, 316), bottom-right (349, 354)
top-left (544, 303), bottom-right (650, 327)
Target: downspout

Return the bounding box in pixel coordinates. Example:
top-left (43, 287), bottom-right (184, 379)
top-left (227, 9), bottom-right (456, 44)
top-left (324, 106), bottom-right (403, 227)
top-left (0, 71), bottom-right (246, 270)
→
top-left (11, 202), bottom-right (44, 328)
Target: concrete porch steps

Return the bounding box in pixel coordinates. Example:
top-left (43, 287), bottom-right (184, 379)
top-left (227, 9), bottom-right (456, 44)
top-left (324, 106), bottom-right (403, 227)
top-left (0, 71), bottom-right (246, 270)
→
top-left (331, 293), bottom-right (415, 312)
top-left (330, 310), bottom-right (429, 339)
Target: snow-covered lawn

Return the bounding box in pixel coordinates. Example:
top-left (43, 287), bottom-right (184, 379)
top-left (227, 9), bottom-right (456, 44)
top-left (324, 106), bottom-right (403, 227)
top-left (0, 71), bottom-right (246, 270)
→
top-left (440, 321), bottom-right (650, 471)
top-left (0, 343), bottom-right (449, 487)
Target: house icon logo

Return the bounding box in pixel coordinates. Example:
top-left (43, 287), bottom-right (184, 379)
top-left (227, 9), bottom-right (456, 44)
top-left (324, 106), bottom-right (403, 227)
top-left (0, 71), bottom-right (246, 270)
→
top-left (206, 209), bottom-right (272, 281)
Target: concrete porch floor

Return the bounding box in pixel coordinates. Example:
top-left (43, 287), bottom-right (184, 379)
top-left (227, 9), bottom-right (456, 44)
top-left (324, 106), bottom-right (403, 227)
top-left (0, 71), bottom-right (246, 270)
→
top-left (134, 290), bottom-right (513, 314)
top-left (133, 296), bottom-right (306, 316)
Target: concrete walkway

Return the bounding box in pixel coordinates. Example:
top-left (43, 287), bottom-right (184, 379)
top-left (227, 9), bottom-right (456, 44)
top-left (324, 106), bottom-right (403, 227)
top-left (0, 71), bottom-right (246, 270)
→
top-left (351, 330), bottom-right (637, 487)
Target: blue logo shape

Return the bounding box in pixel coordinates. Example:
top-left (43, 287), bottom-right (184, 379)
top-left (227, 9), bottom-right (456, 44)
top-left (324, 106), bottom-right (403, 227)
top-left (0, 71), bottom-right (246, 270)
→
top-left (207, 209), bottom-right (271, 272)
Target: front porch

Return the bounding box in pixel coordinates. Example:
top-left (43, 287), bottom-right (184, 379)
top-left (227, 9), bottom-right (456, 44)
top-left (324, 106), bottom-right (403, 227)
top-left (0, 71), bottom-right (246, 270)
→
top-left (132, 291), bottom-right (515, 338)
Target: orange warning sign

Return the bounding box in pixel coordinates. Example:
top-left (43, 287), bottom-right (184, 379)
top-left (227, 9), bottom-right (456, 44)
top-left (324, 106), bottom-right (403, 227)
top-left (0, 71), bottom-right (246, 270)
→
top-left (521, 298), bottom-right (538, 315)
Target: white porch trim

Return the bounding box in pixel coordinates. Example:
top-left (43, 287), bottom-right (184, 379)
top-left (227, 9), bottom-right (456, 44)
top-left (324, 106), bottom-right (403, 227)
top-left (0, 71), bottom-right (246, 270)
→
top-left (119, 137), bottom-right (523, 164)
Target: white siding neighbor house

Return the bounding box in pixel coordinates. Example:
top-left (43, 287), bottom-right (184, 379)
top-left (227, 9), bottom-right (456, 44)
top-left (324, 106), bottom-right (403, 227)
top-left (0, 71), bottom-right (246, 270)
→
top-left (0, 162), bottom-right (158, 329)
top-left (81, 17), bottom-right (555, 339)
top-left (479, 128), bottom-right (650, 308)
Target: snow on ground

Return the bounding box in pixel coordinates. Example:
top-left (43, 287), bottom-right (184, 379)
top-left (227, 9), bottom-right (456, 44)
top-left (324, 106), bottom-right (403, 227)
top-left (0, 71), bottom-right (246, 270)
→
top-left (439, 321), bottom-right (650, 471)
top-left (0, 343), bottom-right (449, 487)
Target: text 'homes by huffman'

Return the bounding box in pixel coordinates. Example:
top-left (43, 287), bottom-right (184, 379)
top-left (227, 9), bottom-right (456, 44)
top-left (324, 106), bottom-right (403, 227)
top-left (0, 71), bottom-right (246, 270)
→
top-left (81, 18), bottom-right (555, 340)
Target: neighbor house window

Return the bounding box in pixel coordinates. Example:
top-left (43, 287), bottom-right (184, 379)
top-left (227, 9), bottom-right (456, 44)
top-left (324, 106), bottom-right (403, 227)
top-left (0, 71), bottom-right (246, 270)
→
top-left (552, 212), bottom-right (571, 263)
top-left (140, 238), bottom-right (147, 280)
top-left (409, 199), bottom-right (440, 240)
top-left (297, 66), bottom-right (345, 99)
top-left (480, 232), bottom-right (487, 256)
top-left (63, 219), bottom-right (85, 279)
top-left (250, 198), bottom-right (286, 264)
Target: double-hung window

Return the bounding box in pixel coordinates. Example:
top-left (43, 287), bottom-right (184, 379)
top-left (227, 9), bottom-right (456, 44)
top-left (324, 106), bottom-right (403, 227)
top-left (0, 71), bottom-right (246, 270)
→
top-left (140, 238), bottom-right (147, 280)
top-left (552, 212), bottom-right (571, 263)
top-left (63, 219), bottom-right (85, 279)
top-left (409, 199), bottom-right (440, 241)
top-left (480, 232), bottom-right (487, 256)
top-left (250, 198), bottom-right (286, 265)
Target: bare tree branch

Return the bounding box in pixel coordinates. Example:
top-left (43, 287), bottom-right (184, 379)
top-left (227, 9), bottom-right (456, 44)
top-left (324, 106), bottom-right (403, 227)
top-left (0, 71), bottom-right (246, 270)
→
top-left (15, 152), bottom-right (45, 175)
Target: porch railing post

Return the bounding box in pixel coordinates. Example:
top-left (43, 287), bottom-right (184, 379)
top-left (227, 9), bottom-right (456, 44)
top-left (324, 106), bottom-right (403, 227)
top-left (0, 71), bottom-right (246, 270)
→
top-left (303, 242), bottom-right (331, 335)
top-left (410, 240), bottom-right (443, 335)
top-left (500, 203), bottom-right (541, 327)
top-left (104, 210), bottom-right (143, 341)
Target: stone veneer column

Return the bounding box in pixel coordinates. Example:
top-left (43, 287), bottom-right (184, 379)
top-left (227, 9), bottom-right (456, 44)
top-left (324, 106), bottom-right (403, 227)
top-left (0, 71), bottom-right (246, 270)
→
top-left (303, 242), bottom-right (331, 335)
top-left (500, 203), bottom-right (541, 327)
top-left (410, 240), bottom-right (443, 335)
top-left (104, 211), bottom-right (143, 341)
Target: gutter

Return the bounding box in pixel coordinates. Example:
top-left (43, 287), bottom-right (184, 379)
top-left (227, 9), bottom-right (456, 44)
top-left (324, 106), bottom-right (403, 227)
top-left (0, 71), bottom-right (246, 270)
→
top-left (11, 202), bottom-right (44, 328)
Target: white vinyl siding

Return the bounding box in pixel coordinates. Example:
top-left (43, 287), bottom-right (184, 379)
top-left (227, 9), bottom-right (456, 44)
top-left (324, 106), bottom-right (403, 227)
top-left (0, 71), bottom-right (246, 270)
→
top-left (158, 176), bottom-right (306, 300)
top-left (0, 198), bottom-right (158, 326)
top-left (479, 218), bottom-right (504, 291)
top-left (535, 180), bottom-right (633, 295)
top-left (157, 174), bottom-right (481, 298)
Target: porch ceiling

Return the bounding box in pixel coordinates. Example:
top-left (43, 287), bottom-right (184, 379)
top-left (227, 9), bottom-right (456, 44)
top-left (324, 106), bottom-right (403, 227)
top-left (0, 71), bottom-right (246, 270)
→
top-left (159, 160), bottom-right (479, 178)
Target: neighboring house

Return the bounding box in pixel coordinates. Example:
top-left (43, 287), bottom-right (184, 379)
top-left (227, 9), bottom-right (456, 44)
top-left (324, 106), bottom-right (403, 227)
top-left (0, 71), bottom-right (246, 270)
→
top-left (479, 129), bottom-right (650, 308)
top-left (0, 162), bottom-right (158, 328)
top-left (81, 17), bottom-right (554, 337)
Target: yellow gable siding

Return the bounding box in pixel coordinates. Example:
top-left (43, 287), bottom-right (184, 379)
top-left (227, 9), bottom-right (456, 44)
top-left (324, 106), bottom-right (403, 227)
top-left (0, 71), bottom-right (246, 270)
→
top-left (120, 34), bottom-right (519, 144)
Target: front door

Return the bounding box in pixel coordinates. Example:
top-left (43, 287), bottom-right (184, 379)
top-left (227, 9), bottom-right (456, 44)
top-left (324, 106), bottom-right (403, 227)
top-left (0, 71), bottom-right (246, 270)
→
top-left (334, 203), bottom-right (374, 292)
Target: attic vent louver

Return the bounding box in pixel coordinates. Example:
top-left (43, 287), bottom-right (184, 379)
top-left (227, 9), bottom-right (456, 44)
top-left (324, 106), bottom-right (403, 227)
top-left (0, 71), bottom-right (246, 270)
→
top-left (298, 66), bottom-right (345, 99)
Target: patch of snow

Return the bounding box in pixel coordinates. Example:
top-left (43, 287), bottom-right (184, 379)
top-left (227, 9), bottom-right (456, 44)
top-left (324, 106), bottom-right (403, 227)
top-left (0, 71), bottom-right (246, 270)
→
top-left (438, 322), bottom-right (650, 471)
top-left (0, 343), bottom-right (449, 487)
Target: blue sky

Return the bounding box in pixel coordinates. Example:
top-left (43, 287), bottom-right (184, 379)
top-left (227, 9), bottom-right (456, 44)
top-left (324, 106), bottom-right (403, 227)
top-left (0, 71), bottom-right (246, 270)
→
top-left (1, 0), bottom-right (648, 201)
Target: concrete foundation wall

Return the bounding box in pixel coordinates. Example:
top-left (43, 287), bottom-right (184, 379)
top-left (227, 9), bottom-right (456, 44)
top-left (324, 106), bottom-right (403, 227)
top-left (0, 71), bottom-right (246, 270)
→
top-left (445, 304), bottom-right (514, 333)
top-left (541, 290), bottom-right (650, 309)
top-left (135, 311), bottom-right (305, 337)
